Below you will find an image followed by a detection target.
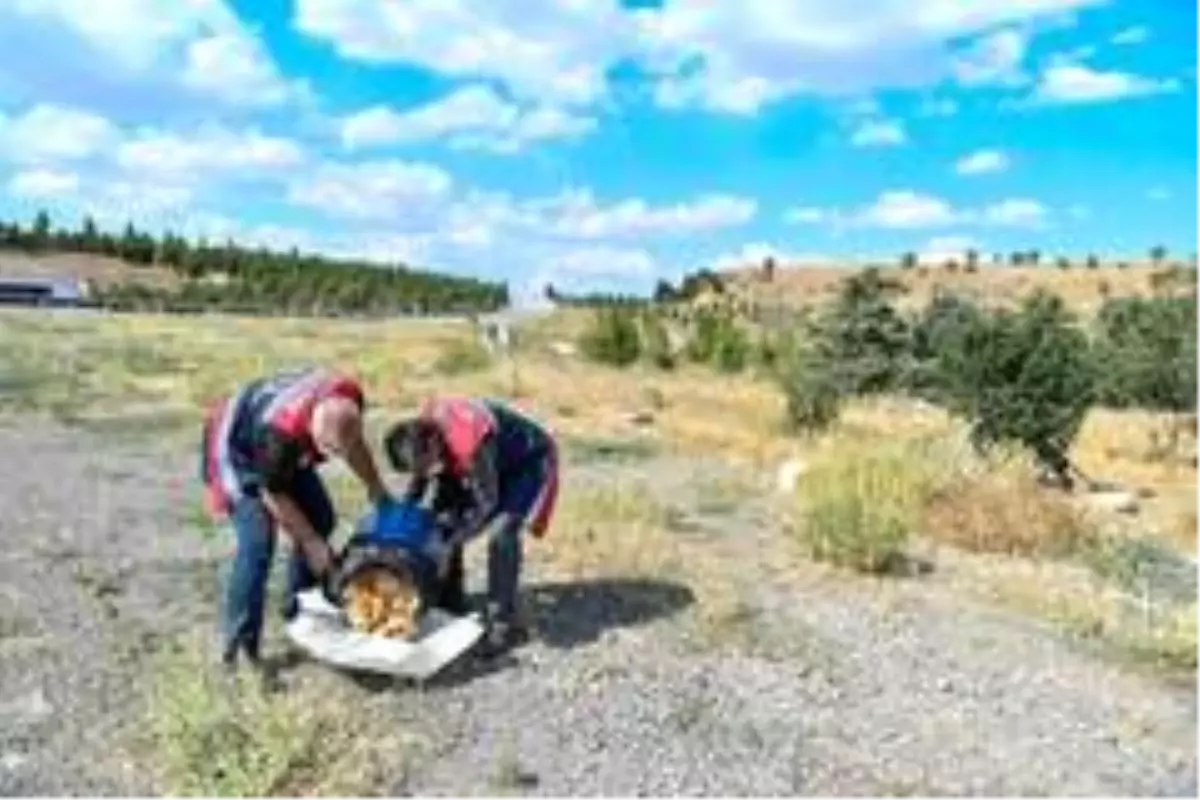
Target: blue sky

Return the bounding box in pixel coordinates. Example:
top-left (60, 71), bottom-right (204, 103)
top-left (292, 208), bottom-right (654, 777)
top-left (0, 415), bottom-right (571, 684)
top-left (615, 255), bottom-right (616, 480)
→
top-left (0, 0), bottom-right (1194, 300)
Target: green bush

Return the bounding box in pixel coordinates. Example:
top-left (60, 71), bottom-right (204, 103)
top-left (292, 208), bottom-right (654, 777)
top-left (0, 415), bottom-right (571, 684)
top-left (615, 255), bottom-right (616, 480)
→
top-left (777, 342), bottom-right (843, 434)
top-left (684, 309), bottom-right (750, 373)
top-left (580, 307), bottom-right (642, 367)
top-left (905, 290), bottom-right (990, 402)
top-left (817, 268), bottom-right (912, 395)
top-left (934, 290), bottom-right (1098, 480)
top-left (640, 312), bottom-right (676, 371)
top-left (1093, 295), bottom-right (1197, 413)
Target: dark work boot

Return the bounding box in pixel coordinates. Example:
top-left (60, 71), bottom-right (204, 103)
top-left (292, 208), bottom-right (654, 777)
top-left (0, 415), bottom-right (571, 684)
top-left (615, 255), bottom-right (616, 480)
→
top-left (475, 601), bottom-right (531, 661)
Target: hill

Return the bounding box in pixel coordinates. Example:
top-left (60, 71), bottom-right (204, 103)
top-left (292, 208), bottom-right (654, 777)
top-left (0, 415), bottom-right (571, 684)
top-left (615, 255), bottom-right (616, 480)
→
top-left (0, 210), bottom-right (508, 316)
top-left (703, 258), bottom-right (1193, 320)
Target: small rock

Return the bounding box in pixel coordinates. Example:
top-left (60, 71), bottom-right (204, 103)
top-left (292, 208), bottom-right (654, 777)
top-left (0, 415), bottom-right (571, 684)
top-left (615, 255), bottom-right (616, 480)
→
top-left (0, 752), bottom-right (27, 772)
top-left (936, 677), bottom-right (954, 693)
top-left (1087, 491), bottom-right (1141, 516)
top-left (626, 410), bottom-right (655, 426)
top-left (775, 458), bottom-right (808, 494)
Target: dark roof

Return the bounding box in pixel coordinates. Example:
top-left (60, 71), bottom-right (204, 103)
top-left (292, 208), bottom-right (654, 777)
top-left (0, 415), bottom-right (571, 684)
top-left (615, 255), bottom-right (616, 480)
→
top-left (0, 277), bottom-right (84, 300)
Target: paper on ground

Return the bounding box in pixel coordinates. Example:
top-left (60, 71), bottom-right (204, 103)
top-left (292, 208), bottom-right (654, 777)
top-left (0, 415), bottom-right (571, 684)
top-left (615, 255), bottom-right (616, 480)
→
top-left (284, 588), bottom-right (485, 680)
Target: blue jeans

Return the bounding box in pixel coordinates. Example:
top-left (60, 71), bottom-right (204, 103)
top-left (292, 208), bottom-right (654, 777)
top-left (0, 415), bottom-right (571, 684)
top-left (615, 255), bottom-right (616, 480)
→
top-left (484, 457), bottom-right (551, 624)
top-left (221, 468), bottom-right (335, 662)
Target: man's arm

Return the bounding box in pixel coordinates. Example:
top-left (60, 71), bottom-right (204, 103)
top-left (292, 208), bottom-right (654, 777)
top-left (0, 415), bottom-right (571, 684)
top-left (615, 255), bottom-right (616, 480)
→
top-left (261, 490), bottom-right (333, 576)
top-left (339, 429), bottom-right (388, 504)
top-left (260, 429), bottom-right (334, 576)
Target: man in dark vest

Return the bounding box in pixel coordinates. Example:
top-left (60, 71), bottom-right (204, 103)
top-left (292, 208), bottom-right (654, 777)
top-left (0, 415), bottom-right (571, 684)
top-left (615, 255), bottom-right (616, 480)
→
top-left (199, 365), bottom-right (391, 671)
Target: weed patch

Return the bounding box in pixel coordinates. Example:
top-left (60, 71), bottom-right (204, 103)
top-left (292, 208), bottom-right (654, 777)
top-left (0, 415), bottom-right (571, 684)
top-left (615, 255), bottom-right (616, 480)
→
top-left (791, 441), bottom-right (942, 575)
top-left (140, 635), bottom-right (424, 796)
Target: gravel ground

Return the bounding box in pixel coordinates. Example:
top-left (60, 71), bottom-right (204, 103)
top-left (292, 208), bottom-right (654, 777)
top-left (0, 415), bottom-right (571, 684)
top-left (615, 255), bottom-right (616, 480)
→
top-left (0, 421), bottom-right (1195, 796)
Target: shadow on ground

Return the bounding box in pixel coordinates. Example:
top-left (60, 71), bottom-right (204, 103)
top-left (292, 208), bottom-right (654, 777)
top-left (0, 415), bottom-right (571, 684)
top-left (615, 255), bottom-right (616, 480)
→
top-left (524, 576), bottom-right (696, 650)
top-left (307, 576), bottom-right (697, 693)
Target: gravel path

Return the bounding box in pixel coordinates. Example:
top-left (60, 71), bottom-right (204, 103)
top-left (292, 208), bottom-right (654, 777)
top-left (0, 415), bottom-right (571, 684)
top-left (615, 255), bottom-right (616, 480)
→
top-left (0, 422), bottom-right (1195, 796)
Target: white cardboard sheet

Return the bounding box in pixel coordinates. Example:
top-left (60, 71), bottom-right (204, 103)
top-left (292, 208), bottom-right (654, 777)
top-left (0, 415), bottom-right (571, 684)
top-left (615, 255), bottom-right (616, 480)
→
top-left (284, 588), bottom-right (485, 680)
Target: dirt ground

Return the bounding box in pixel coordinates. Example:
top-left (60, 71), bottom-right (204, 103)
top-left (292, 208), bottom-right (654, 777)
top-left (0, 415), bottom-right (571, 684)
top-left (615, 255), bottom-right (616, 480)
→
top-left (0, 418), bottom-right (1195, 796)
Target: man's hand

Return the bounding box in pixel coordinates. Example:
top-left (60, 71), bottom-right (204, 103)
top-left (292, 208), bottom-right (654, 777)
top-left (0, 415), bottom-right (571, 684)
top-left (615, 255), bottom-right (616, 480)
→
top-left (262, 490), bottom-right (334, 578)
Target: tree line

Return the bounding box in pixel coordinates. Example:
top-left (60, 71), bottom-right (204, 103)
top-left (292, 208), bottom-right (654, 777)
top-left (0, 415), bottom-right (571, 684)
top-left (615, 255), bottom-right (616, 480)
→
top-left (579, 266), bottom-right (1197, 484)
top-left (0, 210), bottom-right (509, 315)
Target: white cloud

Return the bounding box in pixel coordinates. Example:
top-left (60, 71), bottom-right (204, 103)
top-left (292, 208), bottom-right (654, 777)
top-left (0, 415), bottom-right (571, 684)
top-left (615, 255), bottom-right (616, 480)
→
top-left (1067, 204), bottom-right (1090, 220)
top-left (117, 127), bottom-right (307, 178)
top-left (711, 242), bottom-right (833, 270)
top-left (295, 0), bottom-right (1107, 114)
top-left (955, 148), bottom-right (1010, 176)
top-left (1111, 26), bottom-right (1149, 46)
top-left (294, 0), bottom-right (630, 107)
top-left (0, 104), bottom-right (120, 163)
top-left (1148, 187), bottom-right (1171, 201)
top-left (855, 190), bottom-right (959, 229)
top-left (8, 167), bottom-right (79, 199)
top-left (850, 119), bottom-right (908, 147)
top-left (556, 246), bottom-right (657, 278)
top-left (789, 190), bottom-right (1052, 231)
top-left (7, 0), bottom-right (301, 107)
top-left (287, 159), bottom-right (454, 220)
top-left (1030, 61), bottom-right (1180, 105)
top-left (921, 235), bottom-right (981, 262)
top-left (784, 206), bottom-right (828, 225)
top-left (340, 85), bottom-right (595, 153)
top-left (982, 198), bottom-right (1048, 227)
top-left (181, 30), bottom-right (309, 107)
top-left (540, 190), bottom-right (757, 238)
top-left (952, 28), bottom-right (1029, 87)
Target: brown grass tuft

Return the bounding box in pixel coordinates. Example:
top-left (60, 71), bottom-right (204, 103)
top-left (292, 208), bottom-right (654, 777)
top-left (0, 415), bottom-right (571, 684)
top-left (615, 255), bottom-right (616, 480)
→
top-left (922, 473), bottom-right (1098, 559)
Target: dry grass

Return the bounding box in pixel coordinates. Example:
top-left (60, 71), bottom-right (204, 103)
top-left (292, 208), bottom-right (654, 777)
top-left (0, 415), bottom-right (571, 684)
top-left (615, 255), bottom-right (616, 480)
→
top-left (954, 554), bottom-right (1198, 677)
top-left (717, 262), bottom-right (1168, 318)
top-left (3, 305), bottom-right (1194, 675)
top-left (923, 469), bottom-right (1099, 559)
top-left (138, 634), bottom-right (425, 797)
top-left (787, 437), bottom-right (949, 574)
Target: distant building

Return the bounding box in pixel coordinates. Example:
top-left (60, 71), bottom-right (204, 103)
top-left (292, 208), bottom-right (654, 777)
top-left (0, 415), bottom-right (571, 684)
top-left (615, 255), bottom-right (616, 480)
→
top-left (0, 277), bottom-right (86, 307)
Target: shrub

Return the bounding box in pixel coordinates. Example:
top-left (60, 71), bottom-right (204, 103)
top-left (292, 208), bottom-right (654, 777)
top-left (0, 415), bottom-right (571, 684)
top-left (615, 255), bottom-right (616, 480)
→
top-left (640, 312), bottom-right (676, 370)
top-left (792, 442), bottom-right (937, 574)
top-left (685, 309), bottom-right (750, 373)
top-left (579, 307), bottom-right (641, 367)
top-left (905, 291), bottom-right (990, 403)
top-left (712, 322), bottom-right (750, 373)
top-left (1093, 294), bottom-right (1197, 413)
top-left (932, 290), bottom-right (1098, 483)
top-left (817, 268), bottom-right (912, 395)
top-left (778, 346), bottom-right (843, 434)
top-left (433, 337), bottom-right (492, 375)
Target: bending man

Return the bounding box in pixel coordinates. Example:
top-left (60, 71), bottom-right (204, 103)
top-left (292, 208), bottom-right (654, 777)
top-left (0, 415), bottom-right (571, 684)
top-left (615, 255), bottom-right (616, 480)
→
top-left (199, 365), bottom-right (390, 670)
top-left (382, 395), bottom-right (559, 658)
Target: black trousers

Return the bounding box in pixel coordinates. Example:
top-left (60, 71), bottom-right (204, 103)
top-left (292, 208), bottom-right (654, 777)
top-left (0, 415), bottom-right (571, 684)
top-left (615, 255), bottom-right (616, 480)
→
top-left (434, 543), bottom-right (468, 614)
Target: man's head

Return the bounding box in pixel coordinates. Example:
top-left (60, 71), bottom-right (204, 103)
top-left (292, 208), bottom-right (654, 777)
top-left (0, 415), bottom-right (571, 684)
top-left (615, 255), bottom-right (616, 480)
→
top-left (383, 417), bottom-right (445, 476)
top-left (310, 394), bottom-right (364, 458)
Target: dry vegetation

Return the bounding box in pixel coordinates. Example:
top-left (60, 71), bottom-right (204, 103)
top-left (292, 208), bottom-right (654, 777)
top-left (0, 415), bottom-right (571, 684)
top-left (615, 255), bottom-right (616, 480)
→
top-left (717, 260), bottom-right (1180, 318)
top-left (1, 269), bottom-right (1196, 792)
